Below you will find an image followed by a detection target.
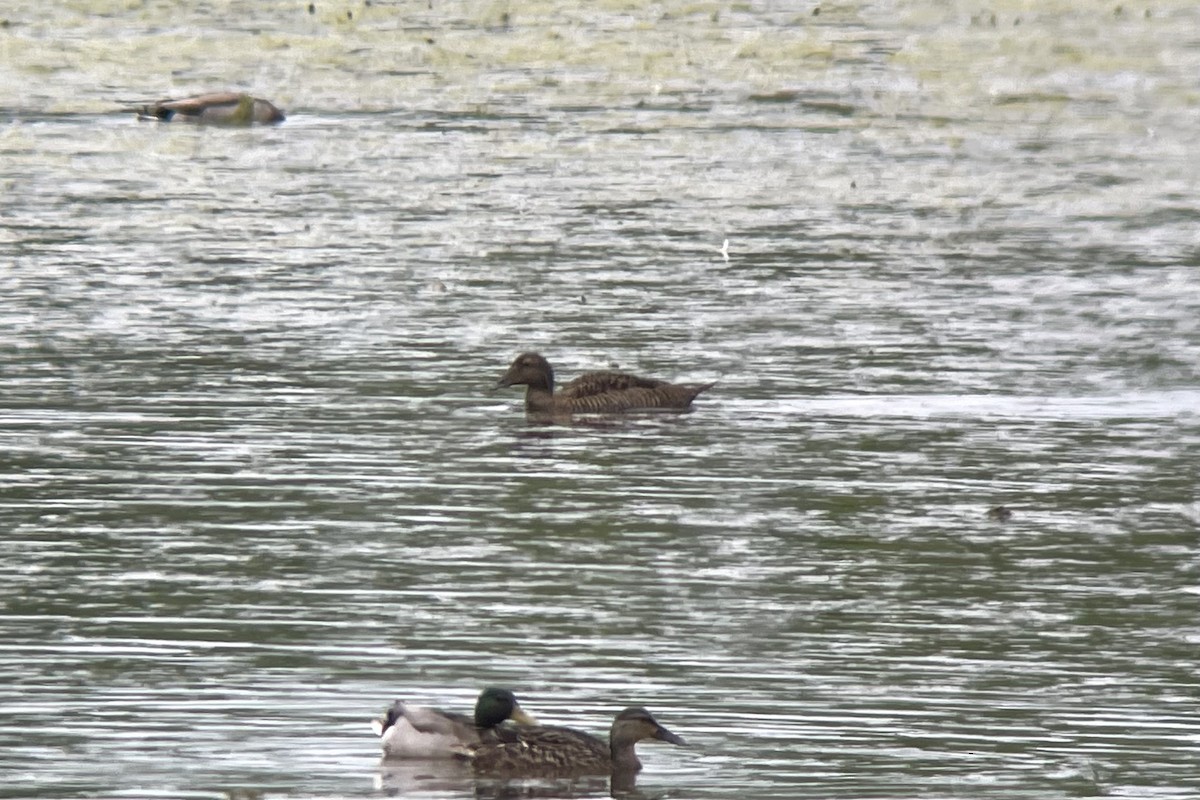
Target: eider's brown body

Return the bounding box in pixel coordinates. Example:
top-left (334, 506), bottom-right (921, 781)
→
top-left (495, 352), bottom-right (713, 415)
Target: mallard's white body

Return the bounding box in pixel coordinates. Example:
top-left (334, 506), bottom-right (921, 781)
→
top-left (373, 705), bottom-right (472, 759)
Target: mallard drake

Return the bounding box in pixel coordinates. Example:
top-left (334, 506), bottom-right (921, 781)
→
top-left (126, 92), bottom-right (285, 125)
top-left (372, 687), bottom-right (537, 760)
top-left (495, 352), bottom-right (714, 415)
top-left (456, 706), bottom-right (685, 776)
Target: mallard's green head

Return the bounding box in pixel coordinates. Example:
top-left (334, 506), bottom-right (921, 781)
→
top-left (611, 707), bottom-right (686, 747)
top-left (475, 687), bottom-right (537, 728)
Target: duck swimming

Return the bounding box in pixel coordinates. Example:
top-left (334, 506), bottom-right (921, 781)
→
top-left (372, 687), bottom-right (537, 760)
top-left (495, 352), bottom-right (714, 415)
top-left (126, 92), bottom-right (285, 125)
top-left (455, 706), bottom-right (685, 776)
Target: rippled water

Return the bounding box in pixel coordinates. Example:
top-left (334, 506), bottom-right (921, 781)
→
top-left (2, 1), bottom-right (1199, 799)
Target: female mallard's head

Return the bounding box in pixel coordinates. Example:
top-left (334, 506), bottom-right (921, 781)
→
top-left (476, 687), bottom-right (537, 728)
top-left (495, 352), bottom-right (554, 392)
top-left (607, 707), bottom-right (686, 774)
top-left (611, 706), bottom-right (686, 748)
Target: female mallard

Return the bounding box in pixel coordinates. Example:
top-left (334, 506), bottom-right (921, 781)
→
top-left (495, 352), bottom-right (714, 415)
top-left (372, 687), bottom-right (537, 760)
top-left (126, 92), bottom-right (285, 125)
top-left (456, 706), bottom-right (685, 776)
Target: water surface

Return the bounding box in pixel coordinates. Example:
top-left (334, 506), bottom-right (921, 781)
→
top-left (2, 2), bottom-right (1199, 799)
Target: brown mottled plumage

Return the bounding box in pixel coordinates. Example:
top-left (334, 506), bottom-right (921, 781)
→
top-left (495, 352), bottom-right (714, 414)
top-left (126, 92), bottom-right (285, 125)
top-left (456, 706), bottom-right (685, 776)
